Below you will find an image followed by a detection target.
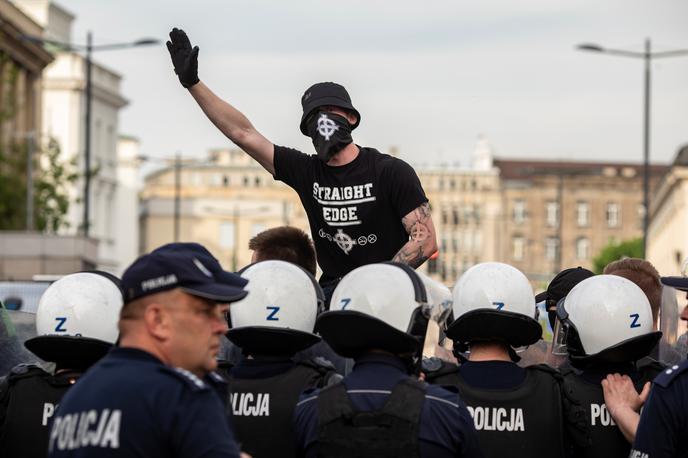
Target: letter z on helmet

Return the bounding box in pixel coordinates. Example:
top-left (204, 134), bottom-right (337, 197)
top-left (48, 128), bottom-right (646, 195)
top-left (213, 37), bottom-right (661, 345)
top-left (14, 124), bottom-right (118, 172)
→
top-left (446, 262), bottom-right (541, 354)
top-left (553, 275), bottom-right (662, 366)
top-left (24, 271), bottom-right (124, 368)
top-left (315, 262), bottom-right (429, 357)
top-left (226, 260), bottom-right (325, 356)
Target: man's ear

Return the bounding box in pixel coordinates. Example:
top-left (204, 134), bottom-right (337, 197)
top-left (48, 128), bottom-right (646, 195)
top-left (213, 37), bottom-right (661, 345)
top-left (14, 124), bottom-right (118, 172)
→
top-left (144, 302), bottom-right (172, 341)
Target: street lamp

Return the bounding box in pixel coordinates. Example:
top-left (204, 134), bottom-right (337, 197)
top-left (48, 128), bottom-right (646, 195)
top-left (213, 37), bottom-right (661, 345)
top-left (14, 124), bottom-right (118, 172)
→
top-left (23, 33), bottom-right (159, 237)
top-left (577, 39), bottom-right (688, 258)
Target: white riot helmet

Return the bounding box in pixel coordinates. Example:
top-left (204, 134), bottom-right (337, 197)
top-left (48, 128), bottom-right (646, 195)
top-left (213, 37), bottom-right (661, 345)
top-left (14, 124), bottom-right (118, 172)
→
top-left (316, 262), bottom-right (428, 358)
top-left (226, 260), bottom-right (324, 356)
top-left (553, 275), bottom-right (662, 366)
top-left (24, 271), bottom-right (123, 368)
top-left (446, 262), bottom-right (541, 352)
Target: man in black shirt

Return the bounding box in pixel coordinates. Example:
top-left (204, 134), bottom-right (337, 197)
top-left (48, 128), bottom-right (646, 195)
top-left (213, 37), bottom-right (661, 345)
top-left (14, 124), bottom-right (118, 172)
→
top-left (166, 28), bottom-right (437, 300)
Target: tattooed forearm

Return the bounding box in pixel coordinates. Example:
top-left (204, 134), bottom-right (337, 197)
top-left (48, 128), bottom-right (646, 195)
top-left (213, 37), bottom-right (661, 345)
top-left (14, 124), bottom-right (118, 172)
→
top-left (392, 245), bottom-right (429, 269)
top-left (392, 203), bottom-right (437, 268)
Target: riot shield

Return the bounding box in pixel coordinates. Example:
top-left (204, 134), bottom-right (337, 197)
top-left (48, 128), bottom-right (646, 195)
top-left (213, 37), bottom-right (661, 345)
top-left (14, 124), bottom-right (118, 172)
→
top-left (657, 285), bottom-right (688, 365)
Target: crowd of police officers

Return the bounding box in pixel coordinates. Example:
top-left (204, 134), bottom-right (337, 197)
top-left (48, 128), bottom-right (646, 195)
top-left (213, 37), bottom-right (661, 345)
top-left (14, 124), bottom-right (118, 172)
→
top-left (0, 239), bottom-right (687, 457)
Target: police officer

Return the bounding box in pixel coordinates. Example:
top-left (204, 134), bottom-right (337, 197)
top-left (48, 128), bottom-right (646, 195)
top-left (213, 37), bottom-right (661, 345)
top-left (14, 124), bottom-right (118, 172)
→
top-left (220, 260), bottom-right (339, 457)
top-left (293, 262), bottom-right (483, 458)
top-left (552, 274), bottom-right (664, 457)
top-left (423, 262), bottom-right (580, 458)
top-left (630, 358), bottom-right (688, 457)
top-left (628, 270), bottom-right (688, 458)
top-left (0, 271), bottom-right (123, 458)
top-left (47, 243), bottom-right (248, 457)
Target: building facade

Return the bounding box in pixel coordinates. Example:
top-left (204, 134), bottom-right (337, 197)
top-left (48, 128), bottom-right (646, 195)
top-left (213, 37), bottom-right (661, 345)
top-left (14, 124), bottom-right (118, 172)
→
top-left (15, 0), bottom-right (132, 273)
top-left (140, 139), bottom-right (673, 287)
top-left (0, 0), bottom-right (52, 147)
top-left (415, 138), bottom-right (502, 284)
top-left (496, 159), bottom-right (668, 283)
top-left (140, 149), bottom-right (309, 271)
top-left (647, 145), bottom-right (688, 277)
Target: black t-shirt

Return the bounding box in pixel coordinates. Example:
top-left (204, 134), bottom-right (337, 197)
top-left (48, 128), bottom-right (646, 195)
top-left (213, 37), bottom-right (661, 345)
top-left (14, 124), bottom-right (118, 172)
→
top-left (273, 145), bottom-right (427, 280)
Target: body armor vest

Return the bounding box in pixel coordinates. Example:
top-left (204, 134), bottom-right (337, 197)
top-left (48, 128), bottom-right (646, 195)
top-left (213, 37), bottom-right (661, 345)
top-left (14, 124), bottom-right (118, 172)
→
top-left (431, 364), bottom-right (566, 458)
top-left (316, 378), bottom-right (424, 458)
top-left (227, 361), bottom-right (335, 458)
top-left (0, 365), bottom-right (79, 458)
top-left (562, 359), bottom-right (665, 458)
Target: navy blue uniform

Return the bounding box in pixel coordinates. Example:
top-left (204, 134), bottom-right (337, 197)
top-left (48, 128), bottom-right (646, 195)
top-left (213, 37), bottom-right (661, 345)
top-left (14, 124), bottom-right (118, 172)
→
top-left (631, 359), bottom-right (688, 458)
top-left (293, 354), bottom-right (483, 457)
top-left (47, 348), bottom-right (241, 457)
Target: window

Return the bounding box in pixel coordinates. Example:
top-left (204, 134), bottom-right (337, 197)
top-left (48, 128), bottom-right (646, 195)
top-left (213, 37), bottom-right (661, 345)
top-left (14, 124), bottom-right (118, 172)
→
top-left (452, 209), bottom-right (460, 226)
top-left (545, 237), bottom-right (559, 261)
top-left (441, 209), bottom-right (448, 225)
top-left (243, 176), bottom-right (250, 186)
top-left (513, 200), bottom-right (526, 224)
top-left (219, 222), bottom-right (235, 249)
top-left (452, 236), bottom-right (459, 253)
top-left (546, 201), bottom-right (559, 228)
top-left (222, 176), bottom-right (230, 187)
top-left (512, 237), bottom-right (525, 261)
top-left (576, 237), bottom-right (590, 260)
top-left (606, 203), bottom-right (620, 228)
top-left (577, 201), bottom-right (590, 227)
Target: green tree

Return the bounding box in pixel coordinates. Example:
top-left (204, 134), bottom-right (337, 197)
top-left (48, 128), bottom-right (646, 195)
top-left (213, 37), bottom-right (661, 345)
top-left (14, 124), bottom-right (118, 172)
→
top-left (592, 238), bottom-right (644, 274)
top-left (0, 51), bottom-right (76, 232)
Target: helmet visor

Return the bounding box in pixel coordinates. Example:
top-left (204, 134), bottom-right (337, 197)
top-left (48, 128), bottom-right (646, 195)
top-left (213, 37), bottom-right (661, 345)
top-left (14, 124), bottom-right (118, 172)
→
top-left (551, 299), bottom-right (569, 356)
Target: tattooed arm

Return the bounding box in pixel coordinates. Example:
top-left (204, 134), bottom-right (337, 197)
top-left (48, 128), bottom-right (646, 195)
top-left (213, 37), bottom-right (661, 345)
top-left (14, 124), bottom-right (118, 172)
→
top-left (391, 202), bottom-right (438, 268)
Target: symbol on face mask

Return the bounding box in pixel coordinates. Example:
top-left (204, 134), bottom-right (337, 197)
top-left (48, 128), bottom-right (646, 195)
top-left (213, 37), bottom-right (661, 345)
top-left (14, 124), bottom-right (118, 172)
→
top-left (334, 229), bottom-right (355, 255)
top-left (317, 113), bottom-right (339, 141)
top-left (368, 234), bottom-right (377, 244)
top-left (357, 236), bottom-right (367, 246)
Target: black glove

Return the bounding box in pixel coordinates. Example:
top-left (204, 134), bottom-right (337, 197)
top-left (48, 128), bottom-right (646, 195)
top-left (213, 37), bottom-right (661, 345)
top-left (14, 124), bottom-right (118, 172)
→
top-left (166, 28), bottom-right (199, 89)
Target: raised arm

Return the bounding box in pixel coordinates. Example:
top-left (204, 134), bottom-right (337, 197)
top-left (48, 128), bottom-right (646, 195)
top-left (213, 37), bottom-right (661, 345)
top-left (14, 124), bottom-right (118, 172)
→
top-left (392, 202), bottom-right (438, 269)
top-left (167, 28), bottom-right (275, 175)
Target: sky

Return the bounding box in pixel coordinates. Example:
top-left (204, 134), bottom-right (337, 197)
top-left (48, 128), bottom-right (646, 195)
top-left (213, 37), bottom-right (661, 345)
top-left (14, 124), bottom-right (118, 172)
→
top-left (54, 0), bottom-right (688, 167)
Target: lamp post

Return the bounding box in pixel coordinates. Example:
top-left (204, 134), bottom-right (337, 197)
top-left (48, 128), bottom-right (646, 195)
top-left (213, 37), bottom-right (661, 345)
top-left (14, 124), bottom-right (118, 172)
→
top-left (22, 33), bottom-right (159, 237)
top-left (577, 39), bottom-right (688, 258)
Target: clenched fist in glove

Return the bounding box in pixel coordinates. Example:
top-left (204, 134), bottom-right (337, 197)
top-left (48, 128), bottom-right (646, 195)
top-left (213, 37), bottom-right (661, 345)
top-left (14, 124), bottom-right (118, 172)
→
top-left (166, 28), bottom-right (199, 88)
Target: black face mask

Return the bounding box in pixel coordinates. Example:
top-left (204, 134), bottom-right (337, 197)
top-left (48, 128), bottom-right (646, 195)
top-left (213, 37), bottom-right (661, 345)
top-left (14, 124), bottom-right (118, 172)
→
top-left (306, 111), bottom-right (353, 162)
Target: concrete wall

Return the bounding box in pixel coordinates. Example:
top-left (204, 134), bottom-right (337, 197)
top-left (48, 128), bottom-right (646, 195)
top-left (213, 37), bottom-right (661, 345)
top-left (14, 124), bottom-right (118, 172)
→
top-left (0, 232), bottom-right (98, 280)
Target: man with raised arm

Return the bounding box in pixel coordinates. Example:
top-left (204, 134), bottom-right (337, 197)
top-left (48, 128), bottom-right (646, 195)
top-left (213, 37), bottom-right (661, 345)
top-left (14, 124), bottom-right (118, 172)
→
top-left (166, 28), bottom-right (437, 303)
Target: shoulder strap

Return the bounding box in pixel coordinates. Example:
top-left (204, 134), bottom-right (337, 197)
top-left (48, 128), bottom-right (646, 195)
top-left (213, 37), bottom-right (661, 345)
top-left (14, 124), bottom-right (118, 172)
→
top-left (6, 363), bottom-right (49, 383)
top-left (653, 360), bottom-right (688, 388)
top-left (159, 366), bottom-right (208, 391)
top-left (422, 358), bottom-right (459, 383)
